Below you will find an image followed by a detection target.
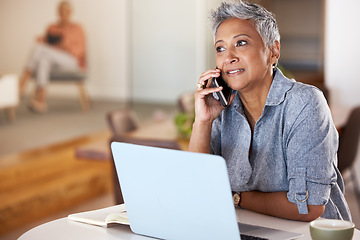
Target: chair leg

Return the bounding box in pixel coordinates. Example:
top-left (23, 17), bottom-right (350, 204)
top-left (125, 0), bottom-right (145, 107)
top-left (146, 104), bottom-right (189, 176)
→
top-left (77, 82), bottom-right (90, 112)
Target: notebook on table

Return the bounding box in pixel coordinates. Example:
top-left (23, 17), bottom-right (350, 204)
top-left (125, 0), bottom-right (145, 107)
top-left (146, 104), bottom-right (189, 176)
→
top-left (111, 142), bottom-right (302, 240)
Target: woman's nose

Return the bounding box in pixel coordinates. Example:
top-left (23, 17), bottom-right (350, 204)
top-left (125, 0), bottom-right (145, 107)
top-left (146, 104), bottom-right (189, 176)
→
top-left (224, 48), bottom-right (239, 64)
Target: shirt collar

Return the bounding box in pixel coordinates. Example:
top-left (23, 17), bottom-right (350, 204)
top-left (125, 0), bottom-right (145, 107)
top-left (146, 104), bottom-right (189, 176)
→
top-left (230, 68), bottom-right (295, 112)
top-left (265, 68), bottom-right (295, 106)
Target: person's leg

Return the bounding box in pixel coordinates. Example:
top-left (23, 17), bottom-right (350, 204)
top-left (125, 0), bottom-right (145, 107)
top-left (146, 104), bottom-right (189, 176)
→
top-left (20, 43), bottom-right (56, 97)
top-left (19, 43), bottom-right (51, 95)
top-left (26, 44), bottom-right (79, 112)
top-left (28, 57), bottom-right (51, 113)
top-left (29, 87), bottom-right (47, 113)
top-left (20, 43), bottom-right (79, 95)
top-left (19, 48), bottom-right (38, 96)
top-left (19, 69), bottom-right (32, 97)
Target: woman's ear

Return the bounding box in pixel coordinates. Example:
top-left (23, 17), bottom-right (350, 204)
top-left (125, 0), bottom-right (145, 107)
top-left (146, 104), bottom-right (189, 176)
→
top-left (271, 40), bottom-right (280, 65)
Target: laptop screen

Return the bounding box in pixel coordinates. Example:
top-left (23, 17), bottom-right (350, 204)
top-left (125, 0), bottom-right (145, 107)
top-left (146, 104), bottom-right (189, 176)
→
top-left (111, 142), bottom-right (241, 240)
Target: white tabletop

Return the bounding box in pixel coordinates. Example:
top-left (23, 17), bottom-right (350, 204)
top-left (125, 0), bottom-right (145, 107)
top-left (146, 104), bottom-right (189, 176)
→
top-left (19, 206), bottom-right (359, 240)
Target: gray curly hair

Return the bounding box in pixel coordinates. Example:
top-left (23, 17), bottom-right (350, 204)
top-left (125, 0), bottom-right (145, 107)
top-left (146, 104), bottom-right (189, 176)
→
top-left (210, 0), bottom-right (280, 48)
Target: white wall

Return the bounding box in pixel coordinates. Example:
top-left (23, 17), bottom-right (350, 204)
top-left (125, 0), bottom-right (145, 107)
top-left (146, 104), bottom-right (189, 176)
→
top-left (0, 0), bottom-right (129, 101)
top-left (325, 0), bottom-right (360, 107)
top-left (0, 0), bottom-right (225, 104)
top-left (130, 0), bottom-right (229, 104)
top-left (131, 0), bottom-right (207, 104)
top-left (5, 0), bottom-right (358, 105)
top-left (325, 0), bottom-right (360, 190)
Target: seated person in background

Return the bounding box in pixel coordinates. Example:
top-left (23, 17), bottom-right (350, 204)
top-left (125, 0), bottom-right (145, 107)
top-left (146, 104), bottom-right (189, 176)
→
top-left (19, 0), bottom-right (86, 113)
top-left (189, 0), bottom-right (351, 222)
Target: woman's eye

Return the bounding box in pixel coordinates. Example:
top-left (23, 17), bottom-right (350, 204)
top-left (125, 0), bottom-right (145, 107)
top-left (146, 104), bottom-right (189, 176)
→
top-left (216, 46), bottom-right (225, 53)
top-left (236, 40), bottom-right (247, 47)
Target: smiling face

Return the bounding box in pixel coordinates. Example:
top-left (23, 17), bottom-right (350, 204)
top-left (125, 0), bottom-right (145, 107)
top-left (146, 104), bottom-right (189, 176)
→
top-left (215, 18), bottom-right (279, 93)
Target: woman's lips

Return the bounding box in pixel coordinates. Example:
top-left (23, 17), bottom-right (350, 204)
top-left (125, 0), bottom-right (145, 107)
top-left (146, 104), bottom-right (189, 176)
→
top-left (226, 68), bottom-right (245, 76)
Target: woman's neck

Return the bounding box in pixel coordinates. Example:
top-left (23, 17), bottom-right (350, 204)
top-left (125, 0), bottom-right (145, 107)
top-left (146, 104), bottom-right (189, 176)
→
top-left (238, 74), bottom-right (273, 125)
top-left (58, 19), bottom-right (71, 26)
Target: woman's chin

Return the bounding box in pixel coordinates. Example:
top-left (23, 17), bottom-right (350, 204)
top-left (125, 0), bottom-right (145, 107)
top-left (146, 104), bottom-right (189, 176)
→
top-left (227, 82), bottom-right (247, 92)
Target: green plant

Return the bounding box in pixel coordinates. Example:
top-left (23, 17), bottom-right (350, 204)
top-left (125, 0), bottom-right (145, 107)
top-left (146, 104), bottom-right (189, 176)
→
top-left (174, 111), bottom-right (195, 139)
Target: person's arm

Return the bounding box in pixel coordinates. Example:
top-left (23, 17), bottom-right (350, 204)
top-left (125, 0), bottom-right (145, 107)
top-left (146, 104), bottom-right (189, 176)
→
top-left (188, 120), bottom-right (213, 153)
top-left (59, 24), bottom-right (87, 69)
top-left (188, 68), bottom-right (234, 153)
top-left (236, 88), bottom-right (335, 222)
top-left (69, 25), bottom-right (86, 69)
top-left (239, 191), bottom-right (324, 222)
top-left (36, 35), bottom-right (46, 43)
top-left (36, 25), bottom-right (54, 43)
top-left (257, 87), bottom-right (336, 221)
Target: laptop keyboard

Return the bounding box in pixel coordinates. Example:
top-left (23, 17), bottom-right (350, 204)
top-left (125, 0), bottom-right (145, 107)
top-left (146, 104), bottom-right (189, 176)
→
top-left (240, 234), bottom-right (269, 240)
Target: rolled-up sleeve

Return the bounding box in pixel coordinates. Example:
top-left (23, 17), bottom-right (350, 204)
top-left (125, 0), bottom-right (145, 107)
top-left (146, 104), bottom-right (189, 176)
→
top-left (285, 88), bottom-right (338, 214)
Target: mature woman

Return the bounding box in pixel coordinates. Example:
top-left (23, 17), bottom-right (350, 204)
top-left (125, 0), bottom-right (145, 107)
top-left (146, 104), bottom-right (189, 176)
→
top-left (189, 0), bottom-right (351, 221)
top-left (19, 1), bottom-right (86, 113)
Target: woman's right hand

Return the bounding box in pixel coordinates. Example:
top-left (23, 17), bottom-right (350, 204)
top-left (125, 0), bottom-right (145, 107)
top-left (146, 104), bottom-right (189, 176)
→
top-left (194, 68), bottom-right (232, 124)
top-left (189, 68), bottom-right (234, 153)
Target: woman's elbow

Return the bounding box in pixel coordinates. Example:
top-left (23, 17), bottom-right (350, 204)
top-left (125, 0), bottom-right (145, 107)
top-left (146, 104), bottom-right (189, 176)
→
top-left (300, 205), bottom-right (325, 222)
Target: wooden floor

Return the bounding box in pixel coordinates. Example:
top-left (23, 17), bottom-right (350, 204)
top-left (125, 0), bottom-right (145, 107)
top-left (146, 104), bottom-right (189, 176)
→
top-left (0, 130), bottom-right (113, 236)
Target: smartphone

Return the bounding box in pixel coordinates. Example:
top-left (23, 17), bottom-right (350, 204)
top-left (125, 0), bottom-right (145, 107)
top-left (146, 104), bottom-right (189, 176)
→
top-left (211, 72), bottom-right (232, 107)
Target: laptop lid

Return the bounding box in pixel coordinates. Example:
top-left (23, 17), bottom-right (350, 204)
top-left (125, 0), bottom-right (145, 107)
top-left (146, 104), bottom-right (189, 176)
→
top-left (111, 142), bottom-right (241, 240)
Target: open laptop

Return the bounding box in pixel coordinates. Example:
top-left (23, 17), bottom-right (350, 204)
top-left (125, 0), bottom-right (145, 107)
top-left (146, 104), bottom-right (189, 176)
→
top-left (111, 142), bottom-right (302, 240)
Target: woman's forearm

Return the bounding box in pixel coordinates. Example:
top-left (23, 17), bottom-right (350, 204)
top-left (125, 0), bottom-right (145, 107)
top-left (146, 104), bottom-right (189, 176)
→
top-left (188, 120), bottom-right (213, 153)
top-left (240, 191), bottom-right (325, 222)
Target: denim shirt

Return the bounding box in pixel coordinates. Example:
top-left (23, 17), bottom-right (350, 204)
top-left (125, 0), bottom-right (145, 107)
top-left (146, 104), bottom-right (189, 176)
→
top-left (210, 69), bottom-right (351, 220)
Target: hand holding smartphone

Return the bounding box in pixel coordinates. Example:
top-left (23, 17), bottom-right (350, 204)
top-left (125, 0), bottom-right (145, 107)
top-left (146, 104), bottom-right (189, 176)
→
top-left (211, 69), bottom-right (232, 107)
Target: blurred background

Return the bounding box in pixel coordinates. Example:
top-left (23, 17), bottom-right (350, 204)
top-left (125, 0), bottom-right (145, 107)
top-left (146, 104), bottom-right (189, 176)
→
top-left (1, 0), bottom-right (360, 239)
